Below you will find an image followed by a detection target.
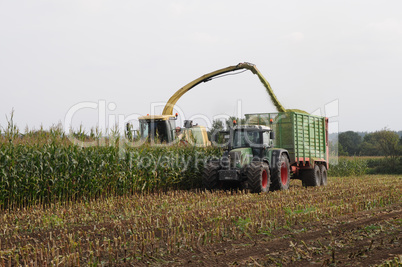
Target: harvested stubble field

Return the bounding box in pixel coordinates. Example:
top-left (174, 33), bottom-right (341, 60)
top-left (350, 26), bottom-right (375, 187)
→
top-left (0, 174), bottom-right (401, 266)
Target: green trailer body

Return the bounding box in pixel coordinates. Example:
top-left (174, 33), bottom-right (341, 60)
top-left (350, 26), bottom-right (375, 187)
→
top-left (245, 112), bottom-right (329, 170)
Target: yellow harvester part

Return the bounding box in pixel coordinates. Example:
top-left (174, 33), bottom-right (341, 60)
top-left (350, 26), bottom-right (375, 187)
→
top-left (162, 62), bottom-right (286, 115)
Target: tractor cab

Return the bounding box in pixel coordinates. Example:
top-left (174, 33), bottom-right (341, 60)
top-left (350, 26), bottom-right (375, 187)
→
top-left (229, 125), bottom-right (275, 158)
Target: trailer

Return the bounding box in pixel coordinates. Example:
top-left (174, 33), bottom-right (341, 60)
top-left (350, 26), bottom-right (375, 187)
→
top-left (246, 112), bottom-right (329, 186)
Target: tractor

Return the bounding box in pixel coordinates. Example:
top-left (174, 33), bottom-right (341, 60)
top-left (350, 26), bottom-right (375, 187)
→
top-left (203, 122), bottom-right (290, 193)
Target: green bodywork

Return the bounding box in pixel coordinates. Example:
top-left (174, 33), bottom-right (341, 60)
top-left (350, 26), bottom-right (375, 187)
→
top-left (229, 147), bottom-right (253, 168)
top-left (229, 146), bottom-right (278, 170)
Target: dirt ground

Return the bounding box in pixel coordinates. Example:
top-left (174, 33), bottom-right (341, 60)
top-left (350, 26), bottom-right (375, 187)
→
top-left (158, 204), bottom-right (402, 266)
top-left (1, 176), bottom-right (400, 266)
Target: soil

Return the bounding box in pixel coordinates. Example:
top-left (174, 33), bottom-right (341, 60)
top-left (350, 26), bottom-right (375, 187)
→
top-left (1, 177), bottom-right (401, 266)
top-left (157, 204), bottom-right (402, 266)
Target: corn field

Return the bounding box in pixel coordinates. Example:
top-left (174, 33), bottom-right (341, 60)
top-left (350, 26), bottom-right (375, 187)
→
top-left (327, 157), bottom-right (368, 177)
top-left (0, 127), bottom-right (221, 208)
top-left (0, 123), bottom-right (386, 209)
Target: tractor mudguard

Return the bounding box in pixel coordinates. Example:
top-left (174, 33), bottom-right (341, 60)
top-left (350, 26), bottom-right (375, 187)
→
top-left (269, 149), bottom-right (289, 172)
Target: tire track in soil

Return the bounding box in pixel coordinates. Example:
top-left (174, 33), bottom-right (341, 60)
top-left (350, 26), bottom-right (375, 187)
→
top-left (164, 204), bottom-right (402, 266)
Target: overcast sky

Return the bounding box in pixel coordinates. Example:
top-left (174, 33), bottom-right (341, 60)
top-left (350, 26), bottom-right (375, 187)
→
top-left (1, 0), bottom-right (401, 134)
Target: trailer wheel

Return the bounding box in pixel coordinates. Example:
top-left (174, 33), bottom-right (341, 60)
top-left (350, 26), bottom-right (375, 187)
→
top-left (202, 161), bottom-right (220, 190)
top-left (271, 154), bottom-right (290, 191)
top-left (320, 165), bottom-right (328, 186)
top-left (302, 164), bottom-right (321, 187)
top-left (247, 161), bottom-right (270, 193)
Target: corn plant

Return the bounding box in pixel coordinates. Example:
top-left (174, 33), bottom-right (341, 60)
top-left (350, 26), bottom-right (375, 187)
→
top-left (0, 138), bottom-right (221, 208)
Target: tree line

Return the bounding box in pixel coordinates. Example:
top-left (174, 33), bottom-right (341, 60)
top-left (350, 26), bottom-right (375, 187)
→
top-left (337, 129), bottom-right (402, 158)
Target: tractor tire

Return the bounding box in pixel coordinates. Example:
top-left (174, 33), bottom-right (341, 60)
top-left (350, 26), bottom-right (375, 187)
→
top-left (247, 161), bottom-right (270, 193)
top-left (202, 161), bottom-right (220, 190)
top-left (271, 154), bottom-right (290, 191)
top-left (320, 165), bottom-right (328, 186)
top-left (302, 164), bottom-right (321, 187)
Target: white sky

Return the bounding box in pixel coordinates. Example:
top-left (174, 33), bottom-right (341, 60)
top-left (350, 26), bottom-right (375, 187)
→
top-left (1, 0), bottom-right (401, 134)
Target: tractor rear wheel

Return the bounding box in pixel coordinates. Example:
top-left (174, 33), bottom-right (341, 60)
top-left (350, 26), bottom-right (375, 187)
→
top-left (202, 161), bottom-right (220, 190)
top-left (247, 161), bottom-right (270, 193)
top-left (302, 164), bottom-right (321, 187)
top-left (320, 165), bottom-right (328, 186)
top-left (271, 154), bottom-right (290, 191)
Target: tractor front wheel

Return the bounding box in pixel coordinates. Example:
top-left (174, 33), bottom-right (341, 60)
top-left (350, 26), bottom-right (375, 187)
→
top-left (202, 161), bottom-right (220, 190)
top-left (247, 161), bottom-right (270, 193)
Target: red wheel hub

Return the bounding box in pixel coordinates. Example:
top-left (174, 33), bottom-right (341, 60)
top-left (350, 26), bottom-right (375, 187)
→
top-left (281, 162), bottom-right (288, 185)
top-left (262, 170), bottom-right (268, 188)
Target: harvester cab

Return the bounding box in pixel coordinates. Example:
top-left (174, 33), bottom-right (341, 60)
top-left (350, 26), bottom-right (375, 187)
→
top-left (138, 114), bottom-right (177, 144)
top-left (138, 115), bottom-right (210, 146)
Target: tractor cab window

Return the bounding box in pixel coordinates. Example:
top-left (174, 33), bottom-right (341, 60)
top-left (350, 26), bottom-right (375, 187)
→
top-left (155, 121), bottom-right (168, 143)
top-left (140, 121), bottom-right (149, 139)
top-left (262, 131), bottom-right (270, 145)
top-left (140, 120), bottom-right (169, 143)
top-left (233, 130), bottom-right (261, 148)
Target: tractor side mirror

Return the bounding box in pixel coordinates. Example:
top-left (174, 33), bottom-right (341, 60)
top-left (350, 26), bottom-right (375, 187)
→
top-left (270, 131), bottom-right (275, 140)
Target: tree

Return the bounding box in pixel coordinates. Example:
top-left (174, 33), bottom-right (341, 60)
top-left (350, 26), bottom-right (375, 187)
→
top-left (328, 140), bottom-right (347, 156)
top-left (372, 129), bottom-right (400, 159)
top-left (338, 131), bottom-right (362, 156)
top-left (359, 133), bottom-right (381, 156)
top-left (337, 142), bottom-right (348, 156)
top-left (207, 119), bottom-right (224, 140)
top-left (399, 136), bottom-right (402, 156)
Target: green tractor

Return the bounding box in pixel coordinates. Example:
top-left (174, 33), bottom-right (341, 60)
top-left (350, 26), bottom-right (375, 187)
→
top-left (203, 124), bottom-right (291, 193)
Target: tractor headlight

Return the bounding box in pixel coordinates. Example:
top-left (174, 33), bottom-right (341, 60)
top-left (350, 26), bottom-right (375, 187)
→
top-left (220, 156), bottom-right (230, 168)
top-left (229, 151), bottom-right (242, 169)
top-left (236, 159), bottom-right (241, 166)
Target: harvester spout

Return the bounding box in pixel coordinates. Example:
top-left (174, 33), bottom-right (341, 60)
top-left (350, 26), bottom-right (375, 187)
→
top-left (161, 62), bottom-right (287, 115)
